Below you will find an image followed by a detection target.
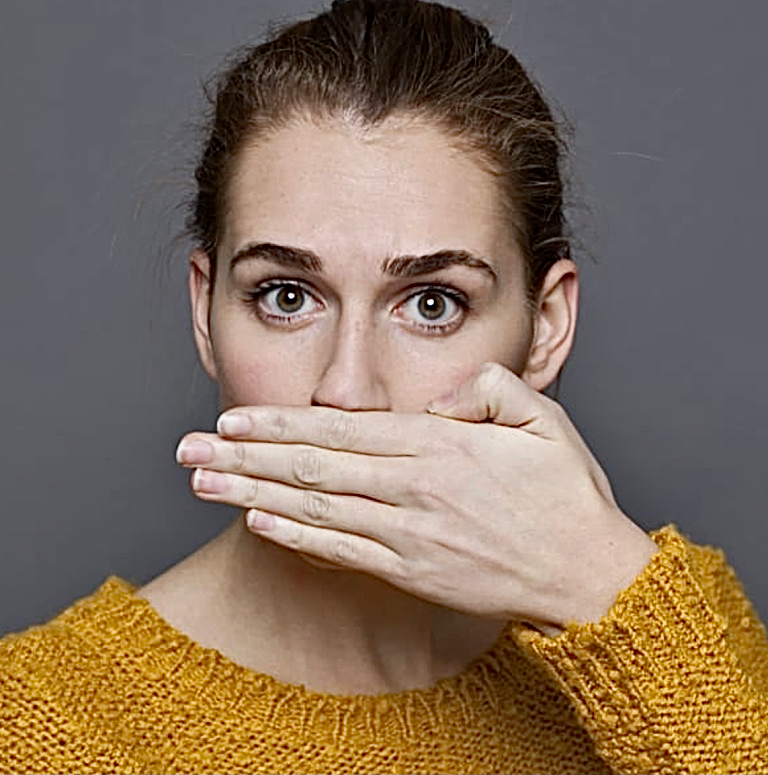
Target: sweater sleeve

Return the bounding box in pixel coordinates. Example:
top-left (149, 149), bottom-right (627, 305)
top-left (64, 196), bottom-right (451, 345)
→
top-left (514, 525), bottom-right (768, 775)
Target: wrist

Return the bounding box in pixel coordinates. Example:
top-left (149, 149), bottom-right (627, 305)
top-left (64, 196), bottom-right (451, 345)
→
top-left (578, 513), bottom-right (658, 627)
top-left (539, 511), bottom-right (658, 636)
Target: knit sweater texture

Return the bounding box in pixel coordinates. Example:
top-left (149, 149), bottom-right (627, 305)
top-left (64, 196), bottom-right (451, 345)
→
top-left (2, 525), bottom-right (768, 774)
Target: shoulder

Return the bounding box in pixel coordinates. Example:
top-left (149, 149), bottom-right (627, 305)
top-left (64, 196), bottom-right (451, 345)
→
top-left (0, 578), bottom-right (140, 773)
top-left (0, 576), bottom-right (139, 671)
top-left (0, 576), bottom-right (150, 693)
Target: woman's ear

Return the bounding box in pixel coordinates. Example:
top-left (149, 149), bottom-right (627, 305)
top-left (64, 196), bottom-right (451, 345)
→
top-left (188, 249), bottom-right (218, 381)
top-left (521, 259), bottom-right (579, 391)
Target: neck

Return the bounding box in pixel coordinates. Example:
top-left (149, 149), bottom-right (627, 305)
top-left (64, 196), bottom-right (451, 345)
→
top-left (139, 513), bottom-right (505, 694)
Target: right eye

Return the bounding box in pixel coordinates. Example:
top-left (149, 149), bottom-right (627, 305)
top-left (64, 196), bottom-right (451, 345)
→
top-left (248, 281), bottom-right (324, 327)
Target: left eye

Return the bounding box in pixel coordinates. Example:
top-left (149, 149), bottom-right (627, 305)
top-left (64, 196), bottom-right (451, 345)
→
top-left (250, 282), bottom-right (323, 324)
top-left (398, 288), bottom-right (465, 330)
top-left (270, 285), bottom-right (307, 314)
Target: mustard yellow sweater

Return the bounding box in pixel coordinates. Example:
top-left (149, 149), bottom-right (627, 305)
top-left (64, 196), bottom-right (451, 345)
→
top-left (2, 526), bottom-right (768, 774)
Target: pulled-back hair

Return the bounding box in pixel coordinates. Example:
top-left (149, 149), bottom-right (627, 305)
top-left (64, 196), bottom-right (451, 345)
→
top-left (188, 0), bottom-right (570, 301)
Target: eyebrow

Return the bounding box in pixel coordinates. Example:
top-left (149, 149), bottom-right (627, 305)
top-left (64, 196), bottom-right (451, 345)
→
top-left (229, 242), bottom-right (498, 282)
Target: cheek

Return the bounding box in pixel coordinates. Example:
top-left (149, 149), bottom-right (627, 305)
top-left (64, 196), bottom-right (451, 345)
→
top-left (210, 319), bottom-right (324, 410)
top-left (388, 361), bottom-right (476, 411)
top-left (206, 294), bottom-right (534, 411)
top-left (387, 326), bottom-right (532, 412)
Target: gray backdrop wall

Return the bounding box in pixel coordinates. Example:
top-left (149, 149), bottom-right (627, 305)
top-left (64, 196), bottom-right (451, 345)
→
top-left (2, 0), bottom-right (767, 634)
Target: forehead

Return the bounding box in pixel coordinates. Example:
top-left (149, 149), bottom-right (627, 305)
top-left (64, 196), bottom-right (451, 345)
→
top-left (221, 117), bottom-right (516, 268)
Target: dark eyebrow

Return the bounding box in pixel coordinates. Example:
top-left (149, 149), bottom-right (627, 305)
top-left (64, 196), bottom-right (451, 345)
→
top-left (381, 250), bottom-right (497, 282)
top-left (229, 242), bottom-right (323, 273)
top-left (229, 242), bottom-right (498, 282)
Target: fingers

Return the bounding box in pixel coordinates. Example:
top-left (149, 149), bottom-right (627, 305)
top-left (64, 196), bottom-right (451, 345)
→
top-left (244, 510), bottom-right (403, 576)
top-left (427, 362), bottom-right (555, 435)
top-left (215, 405), bottom-right (430, 455)
top-left (178, 436), bottom-right (407, 504)
top-left (192, 468), bottom-right (400, 544)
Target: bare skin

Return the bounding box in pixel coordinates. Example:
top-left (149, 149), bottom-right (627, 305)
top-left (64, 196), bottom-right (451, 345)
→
top-left (140, 116), bottom-right (656, 694)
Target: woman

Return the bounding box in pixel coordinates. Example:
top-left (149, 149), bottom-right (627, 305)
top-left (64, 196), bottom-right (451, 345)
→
top-left (2, 1), bottom-right (767, 772)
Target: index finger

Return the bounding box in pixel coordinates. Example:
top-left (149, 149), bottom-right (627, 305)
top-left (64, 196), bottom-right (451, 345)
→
top-left (217, 406), bottom-right (430, 455)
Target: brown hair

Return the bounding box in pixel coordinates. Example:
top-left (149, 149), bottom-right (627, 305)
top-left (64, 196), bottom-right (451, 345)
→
top-left (188, 0), bottom-right (570, 302)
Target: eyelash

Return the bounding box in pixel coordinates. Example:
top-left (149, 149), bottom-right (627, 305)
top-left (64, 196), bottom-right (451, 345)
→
top-left (246, 280), bottom-right (324, 327)
top-left (246, 280), bottom-right (470, 334)
top-left (397, 284), bottom-right (470, 334)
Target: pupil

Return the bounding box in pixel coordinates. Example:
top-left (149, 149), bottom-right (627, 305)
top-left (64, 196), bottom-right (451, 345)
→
top-left (276, 286), bottom-right (303, 313)
top-left (418, 293), bottom-right (445, 320)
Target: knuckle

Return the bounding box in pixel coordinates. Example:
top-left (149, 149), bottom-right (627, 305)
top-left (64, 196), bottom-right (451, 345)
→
top-left (292, 448), bottom-right (322, 485)
top-left (387, 555), bottom-right (411, 586)
top-left (323, 410), bottom-right (358, 449)
top-left (233, 441), bottom-right (247, 473)
top-left (301, 491), bottom-right (331, 524)
top-left (328, 535), bottom-right (357, 566)
top-left (476, 361), bottom-right (506, 391)
top-left (267, 412), bottom-right (288, 441)
top-left (407, 470), bottom-right (445, 509)
top-left (246, 477), bottom-right (260, 507)
top-left (282, 523), bottom-right (303, 551)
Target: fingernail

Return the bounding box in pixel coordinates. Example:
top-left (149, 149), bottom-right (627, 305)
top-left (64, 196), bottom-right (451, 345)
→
top-left (426, 389), bottom-right (457, 412)
top-left (192, 468), bottom-right (227, 494)
top-left (218, 412), bottom-right (251, 437)
top-left (176, 438), bottom-right (214, 465)
top-left (246, 509), bottom-right (275, 531)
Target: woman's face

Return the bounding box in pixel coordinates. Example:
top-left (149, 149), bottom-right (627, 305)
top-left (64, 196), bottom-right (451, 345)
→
top-left (191, 117), bottom-right (572, 412)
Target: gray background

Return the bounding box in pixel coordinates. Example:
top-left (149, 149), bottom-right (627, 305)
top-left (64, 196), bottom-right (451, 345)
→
top-left (1, 0), bottom-right (767, 635)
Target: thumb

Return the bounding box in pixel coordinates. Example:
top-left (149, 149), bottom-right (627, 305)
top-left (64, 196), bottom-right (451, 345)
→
top-left (426, 362), bottom-right (547, 429)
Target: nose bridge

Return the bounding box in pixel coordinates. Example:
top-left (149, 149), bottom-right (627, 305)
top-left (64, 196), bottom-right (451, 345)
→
top-left (311, 306), bottom-right (390, 411)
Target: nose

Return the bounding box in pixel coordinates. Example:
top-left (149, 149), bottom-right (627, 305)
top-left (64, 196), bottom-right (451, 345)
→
top-left (311, 313), bottom-right (391, 411)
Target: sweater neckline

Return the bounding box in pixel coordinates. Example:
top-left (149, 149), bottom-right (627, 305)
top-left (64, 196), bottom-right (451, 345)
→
top-left (64, 575), bottom-right (524, 720)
